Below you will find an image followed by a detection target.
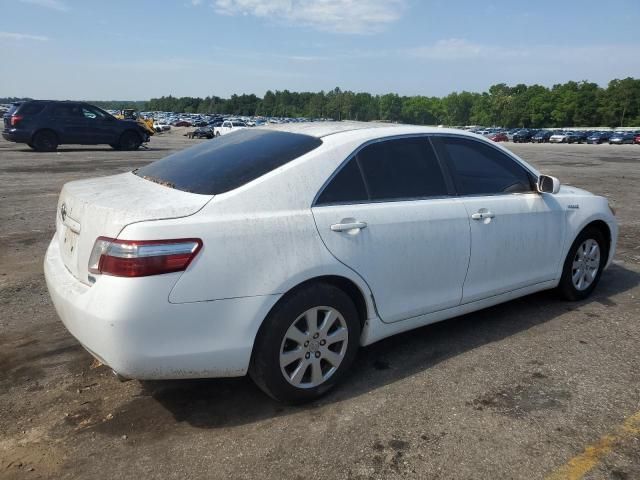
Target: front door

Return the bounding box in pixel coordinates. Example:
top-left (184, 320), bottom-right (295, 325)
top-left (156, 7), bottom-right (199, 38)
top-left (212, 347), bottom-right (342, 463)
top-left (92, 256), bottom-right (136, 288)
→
top-left (434, 135), bottom-right (565, 303)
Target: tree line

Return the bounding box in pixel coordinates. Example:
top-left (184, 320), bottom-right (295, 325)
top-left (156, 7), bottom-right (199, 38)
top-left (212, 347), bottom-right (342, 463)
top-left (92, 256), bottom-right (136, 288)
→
top-left (3, 77), bottom-right (639, 127)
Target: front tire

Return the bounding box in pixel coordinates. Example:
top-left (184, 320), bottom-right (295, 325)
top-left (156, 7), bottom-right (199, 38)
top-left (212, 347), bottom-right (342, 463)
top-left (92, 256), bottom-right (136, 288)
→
top-left (118, 131), bottom-right (142, 150)
top-left (558, 227), bottom-right (607, 301)
top-left (250, 283), bottom-right (360, 404)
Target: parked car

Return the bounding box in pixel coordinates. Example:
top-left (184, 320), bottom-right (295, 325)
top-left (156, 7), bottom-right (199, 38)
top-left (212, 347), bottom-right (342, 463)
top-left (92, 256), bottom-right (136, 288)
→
top-left (2, 100), bottom-right (150, 151)
top-left (488, 132), bottom-right (508, 142)
top-left (550, 131), bottom-right (570, 143)
top-left (609, 132), bottom-right (636, 145)
top-left (512, 129), bottom-right (536, 143)
top-left (44, 124), bottom-right (618, 403)
top-left (173, 120), bottom-right (193, 127)
top-left (213, 120), bottom-right (247, 137)
top-left (188, 127), bottom-right (214, 139)
top-left (153, 122), bottom-right (171, 132)
top-left (586, 132), bottom-right (612, 144)
top-left (566, 131), bottom-right (588, 144)
top-left (634, 134), bottom-right (640, 145)
top-left (532, 131), bottom-right (552, 143)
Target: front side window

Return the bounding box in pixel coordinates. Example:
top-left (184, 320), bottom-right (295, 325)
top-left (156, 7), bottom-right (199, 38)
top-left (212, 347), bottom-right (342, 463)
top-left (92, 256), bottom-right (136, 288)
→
top-left (316, 136), bottom-right (448, 205)
top-left (437, 137), bottom-right (533, 195)
top-left (81, 106), bottom-right (107, 120)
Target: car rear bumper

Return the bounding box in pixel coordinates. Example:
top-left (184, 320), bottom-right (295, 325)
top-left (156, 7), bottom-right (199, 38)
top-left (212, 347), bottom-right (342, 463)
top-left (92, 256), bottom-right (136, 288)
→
top-left (44, 237), bottom-right (280, 380)
top-left (2, 129), bottom-right (31, 143)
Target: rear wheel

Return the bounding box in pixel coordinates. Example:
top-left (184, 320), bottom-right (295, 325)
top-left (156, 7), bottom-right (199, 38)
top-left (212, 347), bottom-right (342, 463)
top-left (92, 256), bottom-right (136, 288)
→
top-left (215, 131), bottom-right (220, 137)
top-left (32, 130), bottom-right (58, 152)
top-left (558, 227), bottom-right (607, 301)
top-left (118, 131), bottom-right (141, 150)
top-left (250, 283), bottom-right (360, 404)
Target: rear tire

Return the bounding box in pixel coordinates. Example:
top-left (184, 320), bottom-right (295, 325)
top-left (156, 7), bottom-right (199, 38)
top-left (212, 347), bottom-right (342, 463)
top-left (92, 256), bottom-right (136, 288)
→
top-left (557, 227), bottom-right (607, 301)
top-left (250, 283), bottom-right (360, 404)
top-left (32, 130), bottom-right (58, 152)
top-left (118, 131), bottom-right (141, 151)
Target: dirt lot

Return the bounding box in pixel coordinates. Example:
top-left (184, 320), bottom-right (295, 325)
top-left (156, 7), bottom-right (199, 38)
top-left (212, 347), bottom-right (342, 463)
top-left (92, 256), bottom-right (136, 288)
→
top-left (1, 129), bottom-right (639, 480)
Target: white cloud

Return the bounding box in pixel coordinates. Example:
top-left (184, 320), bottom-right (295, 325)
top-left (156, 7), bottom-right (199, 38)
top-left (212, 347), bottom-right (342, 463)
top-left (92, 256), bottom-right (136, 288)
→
top-left (20, 0), bottom-right (69, 11)
top-left (211, 0), bottom-right (406, 34)
top-left (407, 38), bottom-right (524, 60)
top-left (0, 32), bottom-right (49, 41)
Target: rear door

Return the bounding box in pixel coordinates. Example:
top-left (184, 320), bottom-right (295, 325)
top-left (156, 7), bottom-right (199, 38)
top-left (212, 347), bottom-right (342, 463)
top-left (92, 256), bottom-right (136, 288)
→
top-left (49, 103), bottom-right (84, 144)
top-left (312, 136), bottom-right (470, 323)
top-left (433, 135), bottom-right (566, 303)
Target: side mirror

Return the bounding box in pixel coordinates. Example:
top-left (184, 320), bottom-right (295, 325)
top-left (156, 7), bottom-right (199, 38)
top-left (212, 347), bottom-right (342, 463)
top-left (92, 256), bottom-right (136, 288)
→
top-left (537, 175), bottom-right (561, 194)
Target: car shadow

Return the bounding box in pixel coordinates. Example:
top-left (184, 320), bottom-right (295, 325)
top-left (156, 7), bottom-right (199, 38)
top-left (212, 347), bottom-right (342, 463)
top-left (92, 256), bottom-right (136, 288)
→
top-left (134, 263), bottom-right (639, 429)
top-left (15, 147), bottom-right (173, 153)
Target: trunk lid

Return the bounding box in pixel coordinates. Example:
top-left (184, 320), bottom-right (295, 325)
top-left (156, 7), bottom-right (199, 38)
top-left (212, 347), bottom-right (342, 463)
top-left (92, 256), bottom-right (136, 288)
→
top-left (55, 172), bottom-right (212, 285)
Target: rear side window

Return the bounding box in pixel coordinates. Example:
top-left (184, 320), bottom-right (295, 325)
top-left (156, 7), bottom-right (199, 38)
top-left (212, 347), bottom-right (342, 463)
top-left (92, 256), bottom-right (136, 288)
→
top-left (134, 129), bottom-right (322, 195)
top-left (316, 157), bottom-right (368, 205)
top-left (17, 102), bottom-right (46, 115)
top-left (316, 136), bottom-right (448, 205)
top-left (51, 104), bottom-right (82, 118)
top-left (358, 137), bottom-right (448, 201)
top-left (437, 137), bottom-right (533, 195)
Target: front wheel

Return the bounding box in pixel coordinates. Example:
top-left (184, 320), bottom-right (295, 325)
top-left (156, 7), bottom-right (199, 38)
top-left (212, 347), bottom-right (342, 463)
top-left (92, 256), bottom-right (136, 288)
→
top-left (557, 227), bottom-right (607, 301)
top-left (250, 283), bottom-right (360, 404)
top-left (118, 131), bottom-right (142, 150)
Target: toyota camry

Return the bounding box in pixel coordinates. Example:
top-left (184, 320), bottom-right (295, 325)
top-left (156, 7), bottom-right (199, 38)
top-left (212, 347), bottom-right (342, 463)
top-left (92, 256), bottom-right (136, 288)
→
top-left (45, 123), bottom-right (618, 403)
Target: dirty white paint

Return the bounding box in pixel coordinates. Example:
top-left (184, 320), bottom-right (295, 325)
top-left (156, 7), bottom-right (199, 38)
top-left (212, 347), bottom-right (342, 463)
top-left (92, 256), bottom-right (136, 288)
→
top-left (45, 124), bottom-right (618, 380)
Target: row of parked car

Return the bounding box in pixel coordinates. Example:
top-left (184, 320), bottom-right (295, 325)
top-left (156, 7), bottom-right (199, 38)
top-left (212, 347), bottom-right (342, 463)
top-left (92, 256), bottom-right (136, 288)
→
top-left (476, 128), bottom-right (640, 145)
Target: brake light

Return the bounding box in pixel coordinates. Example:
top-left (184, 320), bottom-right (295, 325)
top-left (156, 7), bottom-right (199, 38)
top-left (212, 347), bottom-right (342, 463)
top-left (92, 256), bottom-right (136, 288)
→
top-left (10, 114), bottom-right (24, 127)
top-left (88, 237), bottom-right (202, 277)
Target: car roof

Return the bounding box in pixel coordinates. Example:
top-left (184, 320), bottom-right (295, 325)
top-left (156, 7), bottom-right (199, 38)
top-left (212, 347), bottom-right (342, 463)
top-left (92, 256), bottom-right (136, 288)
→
top-left (259, 121), bottom-right (467, 140)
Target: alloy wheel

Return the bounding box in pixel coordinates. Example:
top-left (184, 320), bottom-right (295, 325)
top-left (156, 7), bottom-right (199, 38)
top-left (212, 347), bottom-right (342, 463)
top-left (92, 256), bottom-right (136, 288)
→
top-left (279, 306), bottom-right (348, 389)
top-left (572, 239), bottom-right (601, 291)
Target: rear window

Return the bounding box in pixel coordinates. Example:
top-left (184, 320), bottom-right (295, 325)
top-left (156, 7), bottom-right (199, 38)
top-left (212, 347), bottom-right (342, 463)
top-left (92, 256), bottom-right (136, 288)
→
top-left (134, 129), bottom-right (323, 195)
top-left (17, 102), bottom-right (46, 115)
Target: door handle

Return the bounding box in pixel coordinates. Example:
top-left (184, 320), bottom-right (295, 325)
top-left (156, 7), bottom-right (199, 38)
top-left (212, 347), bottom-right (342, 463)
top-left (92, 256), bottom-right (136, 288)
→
top-left (330, 221), bottom-right (368, 232)
top-left (471, 211), bottom-right (495, 220)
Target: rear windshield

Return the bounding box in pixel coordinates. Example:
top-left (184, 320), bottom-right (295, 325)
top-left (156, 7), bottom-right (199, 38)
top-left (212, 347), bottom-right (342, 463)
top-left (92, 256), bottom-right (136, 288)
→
top-left (134, 129), bottom-right (323, 195)
top-left (17, 102), bottom-right (46, 115)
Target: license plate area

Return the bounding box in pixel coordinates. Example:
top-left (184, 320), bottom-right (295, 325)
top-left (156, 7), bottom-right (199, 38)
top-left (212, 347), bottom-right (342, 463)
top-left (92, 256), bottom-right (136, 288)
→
top-left (61, 226), bottom-right (79, 266)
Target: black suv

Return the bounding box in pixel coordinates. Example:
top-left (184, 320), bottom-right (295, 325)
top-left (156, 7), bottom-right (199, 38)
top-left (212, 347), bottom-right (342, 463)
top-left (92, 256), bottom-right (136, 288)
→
top-left (2, 100), bottom-right (150, 151)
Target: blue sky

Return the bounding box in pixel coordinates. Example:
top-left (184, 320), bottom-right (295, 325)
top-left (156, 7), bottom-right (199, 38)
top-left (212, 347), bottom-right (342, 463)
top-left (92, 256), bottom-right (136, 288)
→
top-left (1, 0), bottom-right (639, 100)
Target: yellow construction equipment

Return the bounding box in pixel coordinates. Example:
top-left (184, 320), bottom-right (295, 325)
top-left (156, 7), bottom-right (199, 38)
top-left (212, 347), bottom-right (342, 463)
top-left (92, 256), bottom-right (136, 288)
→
top-left (114, 109), bottom-right (155, 136)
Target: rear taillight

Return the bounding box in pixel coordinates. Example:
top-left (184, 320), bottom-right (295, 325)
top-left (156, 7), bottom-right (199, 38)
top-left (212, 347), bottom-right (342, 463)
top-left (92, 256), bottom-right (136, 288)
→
top-left (88, 237), bottom-right (202, 277)
top-left (10, 114), bottom-right (24, 127)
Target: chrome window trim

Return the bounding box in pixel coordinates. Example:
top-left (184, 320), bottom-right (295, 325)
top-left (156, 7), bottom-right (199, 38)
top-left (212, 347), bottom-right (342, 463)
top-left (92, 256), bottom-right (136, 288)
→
top-left (312, 132), bottom-right (539, 208)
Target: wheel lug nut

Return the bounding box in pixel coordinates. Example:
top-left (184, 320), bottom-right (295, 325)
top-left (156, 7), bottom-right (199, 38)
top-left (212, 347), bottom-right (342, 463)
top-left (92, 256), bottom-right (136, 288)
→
top-left (304, 341), bottom-right (309, 347)
top-left (305, 352), bottom-right (310, 359)
top-left (313, 333), bottom-right (319, 339)
top-left (315, 352), bottom-right (321, 358)
top-left (320, 340), bottom-right (326, 346)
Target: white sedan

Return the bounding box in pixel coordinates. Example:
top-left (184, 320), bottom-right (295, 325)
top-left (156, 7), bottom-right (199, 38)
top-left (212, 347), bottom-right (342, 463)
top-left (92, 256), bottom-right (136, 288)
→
top-left (44, 123), bottom-right (617, 403)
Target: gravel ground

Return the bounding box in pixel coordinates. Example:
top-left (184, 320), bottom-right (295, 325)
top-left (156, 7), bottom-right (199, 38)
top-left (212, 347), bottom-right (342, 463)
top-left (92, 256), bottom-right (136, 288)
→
top-left (1, 129), bottom-right (639, 480)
